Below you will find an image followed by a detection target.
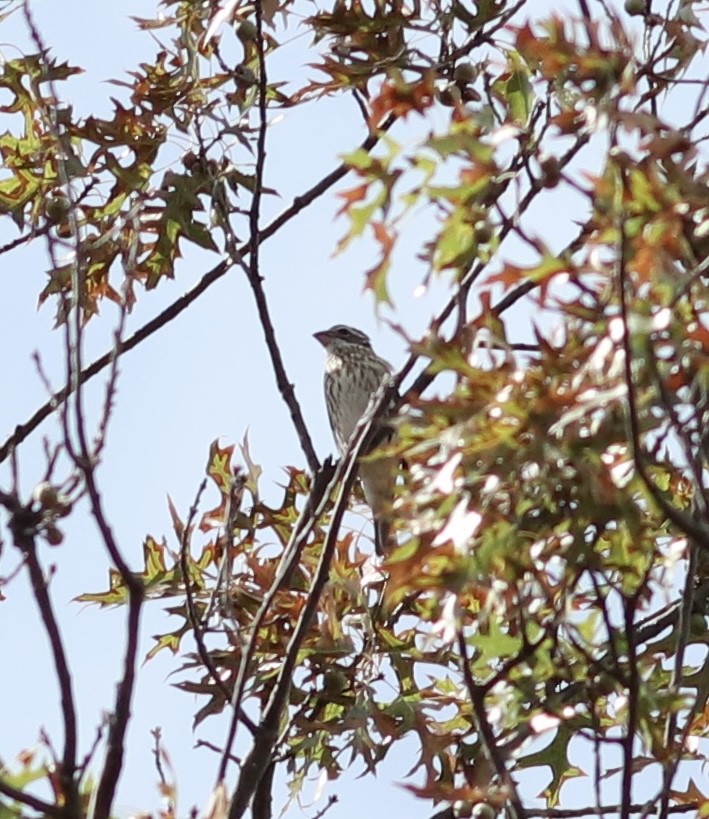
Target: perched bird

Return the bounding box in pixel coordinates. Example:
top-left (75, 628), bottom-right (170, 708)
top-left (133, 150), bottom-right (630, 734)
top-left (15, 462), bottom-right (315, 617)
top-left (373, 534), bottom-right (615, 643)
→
top-left (313, 325), bottom-right (396, 555)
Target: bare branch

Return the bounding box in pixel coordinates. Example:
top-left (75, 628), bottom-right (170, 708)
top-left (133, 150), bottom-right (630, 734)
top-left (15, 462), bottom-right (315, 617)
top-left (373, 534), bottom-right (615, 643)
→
top-left (655, 546), bottom-right (700, 819)
top-left (620, 595), bottom-right (640, 819)
top-left (1, 493), bottom-right (78, 816)
top-left (19, 8), bottom-right (146, 817)
top-left (87, 484), bottom-right (144, 819)
top-left (310, 795), bottom-right (338, 819)
top-left (525, 805), bottom-right (699, 818)
top-left (251, 761), bottom-right (274, 819)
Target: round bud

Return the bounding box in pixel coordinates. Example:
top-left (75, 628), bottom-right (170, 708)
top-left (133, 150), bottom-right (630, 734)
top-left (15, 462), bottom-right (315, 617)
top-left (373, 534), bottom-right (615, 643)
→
top-left (540, 155), bottom-right (561, 188)
top-left (454, 62), bottom-right (476, 84)
top-left (237, 20), bottom-right (258, 42)
top-left (624, 0), bottom-right (646, 15)
top-left (44, 525), bottom-right (64, 547)
top-left (44, 194), bottom-right (71, 226)
top-left (33, 481), bottom-right (72, 517)
top-left (34, 482), bottom-right (59, 509)
top-left (474, 220), bottom-right (493, 244)
top-left (436, 82), bottom-right (460, 107)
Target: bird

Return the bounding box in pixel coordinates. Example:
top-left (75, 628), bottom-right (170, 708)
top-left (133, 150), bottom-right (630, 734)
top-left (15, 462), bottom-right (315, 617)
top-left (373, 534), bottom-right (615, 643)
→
top-left (313, 325), bottom-right (396, 555)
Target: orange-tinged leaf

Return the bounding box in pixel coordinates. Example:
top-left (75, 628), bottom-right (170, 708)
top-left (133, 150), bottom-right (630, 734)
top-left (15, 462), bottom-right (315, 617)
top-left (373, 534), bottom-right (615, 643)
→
top-left (364, 221), bottom-right (395, 305)
top-left (206, 439), bottom-right (236, 495)
top-left (669, 777), bottom-right (707, 807)
top-left (369, 75), bottom-right (434, 128)
top-left (485, 252), bottom-right (570, 305)
top-left (372, 221), bottom-right (394, 256)
top-left (200, 499), bottom-right (228, 532)
top-left (143, 535), bottom-right (168, 580)
top-left (336, 182), bottom-right (369, 217)
top-left (486, 261), bottom-right (524, 288)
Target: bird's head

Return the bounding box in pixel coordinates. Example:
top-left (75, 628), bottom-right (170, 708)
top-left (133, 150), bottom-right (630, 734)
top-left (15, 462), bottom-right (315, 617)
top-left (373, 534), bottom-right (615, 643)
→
top-left (313, 325), bottom-right (373, 352)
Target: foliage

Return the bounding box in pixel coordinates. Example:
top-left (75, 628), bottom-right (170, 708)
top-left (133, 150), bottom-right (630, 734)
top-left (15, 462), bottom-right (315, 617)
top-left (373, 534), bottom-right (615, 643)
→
top-left (0, 0), bottom-right (707, 818)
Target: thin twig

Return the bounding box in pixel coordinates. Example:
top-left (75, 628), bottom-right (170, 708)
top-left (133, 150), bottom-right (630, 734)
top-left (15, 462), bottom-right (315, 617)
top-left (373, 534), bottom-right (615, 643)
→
top-left (178, 478), bottom-right (258, 734)
top-left (237, 0), bottom-right (319, 473)
top-left (310, 795), bottom-right (338, 819)
top-left (89, 500), bottom-right (144, 819)
top-left (457, 629), bottom-right (525, 819)
top-left (77, 722), bottom-right (105, 780)
top-left (150, 727), bottom-right (168, 790)
top-left (588, 571), bottom-right (621, 671)
top-left (620, 596), bottom-right (639, 819)
top-left (21, 9), bottom-right (146, 818)
top-left (19, 8), bottom-right (84, 811)
top-left (656, 546), bottom-right (698, 819)
top-left (5, 502), bottom-right (78, 813)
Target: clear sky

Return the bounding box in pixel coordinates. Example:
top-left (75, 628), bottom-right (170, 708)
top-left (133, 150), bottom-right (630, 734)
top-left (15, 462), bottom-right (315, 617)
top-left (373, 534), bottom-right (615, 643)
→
top-left (1, 0), bottom-right (704, 816)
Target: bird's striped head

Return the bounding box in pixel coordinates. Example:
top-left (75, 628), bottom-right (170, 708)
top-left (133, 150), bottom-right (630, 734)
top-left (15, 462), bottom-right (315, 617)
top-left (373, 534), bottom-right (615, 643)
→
top-left (313, 325), bottom-right (373, 351)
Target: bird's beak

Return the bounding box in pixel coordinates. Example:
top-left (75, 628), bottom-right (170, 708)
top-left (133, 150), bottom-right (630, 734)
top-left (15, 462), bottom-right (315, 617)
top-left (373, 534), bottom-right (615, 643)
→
top-left (313, 330), bottom-right (330, 347)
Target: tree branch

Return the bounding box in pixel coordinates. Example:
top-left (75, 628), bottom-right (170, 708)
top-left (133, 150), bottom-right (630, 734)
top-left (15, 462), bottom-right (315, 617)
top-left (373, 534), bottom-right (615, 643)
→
top-left (524, 805), bottom-right (699, 818)
top-left (216, 458), bottom-right (336, 783)
top-left (179, 477), bottom-right (258, 735)
top-left (0, 492), bottom-right (78, 816)
top-left (656, 545), bottom-right (698, 819)
top-left (83, 467), bottom-right (144, 819)
top-left (457, 629), bottom-right (525, 819)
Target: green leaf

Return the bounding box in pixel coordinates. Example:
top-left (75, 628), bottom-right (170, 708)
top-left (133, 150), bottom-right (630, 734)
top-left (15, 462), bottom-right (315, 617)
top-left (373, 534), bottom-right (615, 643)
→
top-left (517, 724), bottom-right (586, 807)
top-left (504, 53), bottom-right (535, 125)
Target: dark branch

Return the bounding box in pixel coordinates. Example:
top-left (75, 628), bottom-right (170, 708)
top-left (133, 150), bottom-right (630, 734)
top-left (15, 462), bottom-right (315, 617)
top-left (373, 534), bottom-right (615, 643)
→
top-left (524, 805), bottom-right (700, 818)
top-left (457, 630), bottom-right (526, 819)
top-left (217, 458), bottom-right (337, 783)
top-left (1, 491), bottom-right (79, 816)
top-left (79, 467), bottom-right (144, 819)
